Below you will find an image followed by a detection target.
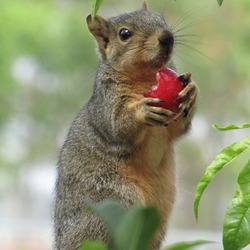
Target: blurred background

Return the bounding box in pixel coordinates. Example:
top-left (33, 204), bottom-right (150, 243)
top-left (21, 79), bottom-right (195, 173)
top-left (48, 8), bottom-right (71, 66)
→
top-left (1, 0), bottom-right (250, 249)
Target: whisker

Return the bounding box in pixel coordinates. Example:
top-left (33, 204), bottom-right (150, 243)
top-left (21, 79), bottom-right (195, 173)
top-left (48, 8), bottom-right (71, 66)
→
top-left (174, 49), bottom-right (205, 66)
top-left (123, 45), bottom-right (144, 52)
top-left (170, 7), bottom-right (203, 32)
top-left (175, 39), bottom-right (202, 45)
top-left (106, 62), bottom-right (130, 79)
top-left (173, 20), bottom-right (213, 34)
top-left (104, 45), bottom-right (150, 79)
top-left (169, 7), bottom-right (216, 64)
top-left (125, 43), bottom-right (158, 56)
top-left (121, 47), bottom-right (145, 56)
top-left (174, 33), bottom-right (209, 39)
top-left (121, 41), bottom-right (157, 54)
top-left (175, 37), bottom-right (213, 48)
top-left (175, 42), bottom-right (214, 62)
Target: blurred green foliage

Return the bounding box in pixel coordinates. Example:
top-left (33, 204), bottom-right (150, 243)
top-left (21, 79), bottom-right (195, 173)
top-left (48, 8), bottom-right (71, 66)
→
top-left (81, 199), bottom-right (212, 250)
top-left (0, 0), bottom-right (96, 169)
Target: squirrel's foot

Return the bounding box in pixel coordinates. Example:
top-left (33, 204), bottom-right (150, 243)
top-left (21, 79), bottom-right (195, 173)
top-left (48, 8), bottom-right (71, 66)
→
top-left (174, 79), bottom-right (198, 121)
top-left (137, 98), bottom-right (175, 126)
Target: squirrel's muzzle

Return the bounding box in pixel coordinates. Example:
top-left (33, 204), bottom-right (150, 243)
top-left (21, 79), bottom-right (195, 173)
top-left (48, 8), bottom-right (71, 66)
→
top-left (158, 30), bottom-right (174, 54)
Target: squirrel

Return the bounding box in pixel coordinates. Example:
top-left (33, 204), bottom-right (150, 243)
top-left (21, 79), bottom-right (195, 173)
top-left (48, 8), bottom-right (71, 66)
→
top-left (54, 1), bottom-right (198, 250)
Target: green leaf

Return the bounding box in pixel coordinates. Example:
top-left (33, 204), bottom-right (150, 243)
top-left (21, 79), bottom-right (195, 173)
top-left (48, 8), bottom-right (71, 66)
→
top-left (213, 123), bottom-right (250, 131)
top-left (85, 199), bottom-right (126, 239)
top-left (88, 0), bottom-right (103, 20)
top-left (114, 205), bottom-right (161, 250)
top-left (194, 136), bottom-right (250, 220)
top-left (223, 160), bottom-right (250, 250)
top-left (223, 194), bottom-right (250, 250)
top-left (80, 240), bottom-right (108, 250)
top-left (238, 159), bottom-right (250, 194)
top-left (163, 240), bottom-right (213, 250)
top-left (217, 0), bottom-right (224, 6)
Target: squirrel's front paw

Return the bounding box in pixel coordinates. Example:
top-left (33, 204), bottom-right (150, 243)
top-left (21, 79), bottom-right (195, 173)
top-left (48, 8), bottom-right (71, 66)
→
top-left (174, 75), bottom-right (198, 121)
top-left (137, 98), bottom-right (175, 126)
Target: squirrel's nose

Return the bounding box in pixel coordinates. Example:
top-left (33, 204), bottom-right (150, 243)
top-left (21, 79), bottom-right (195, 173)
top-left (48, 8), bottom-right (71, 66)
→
top-left (158, 30), bottom-right (174, 49)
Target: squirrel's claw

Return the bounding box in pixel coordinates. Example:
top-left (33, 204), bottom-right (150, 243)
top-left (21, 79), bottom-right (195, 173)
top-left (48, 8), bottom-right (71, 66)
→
top-left (178, 72), bottom-right (192, 87)
top-left (174, 81), bottom-right (198, 121)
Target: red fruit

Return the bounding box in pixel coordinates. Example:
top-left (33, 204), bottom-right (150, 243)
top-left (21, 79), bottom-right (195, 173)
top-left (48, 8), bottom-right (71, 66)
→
top-left (143, 68), bottom-right (185, 113)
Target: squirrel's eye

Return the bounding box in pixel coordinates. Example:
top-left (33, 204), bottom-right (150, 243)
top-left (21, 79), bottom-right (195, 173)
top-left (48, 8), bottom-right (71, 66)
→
top-left (119, 28), bottom-right (132, 41)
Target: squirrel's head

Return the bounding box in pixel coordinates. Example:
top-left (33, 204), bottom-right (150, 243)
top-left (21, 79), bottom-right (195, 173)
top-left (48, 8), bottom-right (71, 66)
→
top-left (86, 3), bottom-right (174, 81)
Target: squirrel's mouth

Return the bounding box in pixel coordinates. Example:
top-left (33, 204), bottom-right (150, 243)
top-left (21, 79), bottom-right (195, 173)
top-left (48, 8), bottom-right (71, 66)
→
top-left (150, 49), bottom-right (173, 69)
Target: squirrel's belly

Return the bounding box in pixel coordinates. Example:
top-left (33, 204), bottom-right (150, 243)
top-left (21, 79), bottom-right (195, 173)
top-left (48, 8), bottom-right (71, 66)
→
top-left (134, 126), bottom-right (173, 169)
top-left (122, 126), bottom-right (176, 214)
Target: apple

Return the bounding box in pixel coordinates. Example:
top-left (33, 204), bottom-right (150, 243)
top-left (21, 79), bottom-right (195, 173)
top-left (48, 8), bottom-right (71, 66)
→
top-left (143, 68), bottom-right (190, 113)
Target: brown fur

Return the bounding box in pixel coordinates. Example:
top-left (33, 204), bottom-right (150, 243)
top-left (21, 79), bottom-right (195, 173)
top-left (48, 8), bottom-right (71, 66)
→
top-left (54, 3), bottom-right (198, 250)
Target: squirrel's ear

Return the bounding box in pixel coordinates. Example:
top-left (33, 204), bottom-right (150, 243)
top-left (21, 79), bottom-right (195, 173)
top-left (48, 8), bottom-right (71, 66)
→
top-left (142, 0), bottom-right (148, 10)
top-left (86, 15), bottom-right (109, 58)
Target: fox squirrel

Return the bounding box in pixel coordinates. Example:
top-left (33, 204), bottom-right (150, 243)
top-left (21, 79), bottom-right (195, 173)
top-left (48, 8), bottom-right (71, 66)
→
top-left (54, 2), bottom-right (198, 250)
